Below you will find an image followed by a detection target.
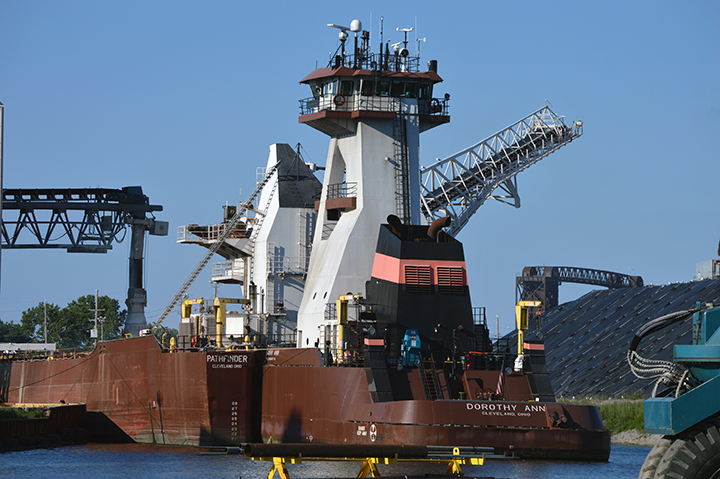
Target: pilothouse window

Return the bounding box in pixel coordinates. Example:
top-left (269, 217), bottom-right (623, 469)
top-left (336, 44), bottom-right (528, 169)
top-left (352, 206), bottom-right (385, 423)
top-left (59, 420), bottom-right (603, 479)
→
top-left (376, 80), bottom-right (390, 97)
top-left (360, 79), bottom-right (373, 96)
top-left (404, 83), bottom-right (418, 99)
top-left (339, 80), bottom-right (354, 96)
top-left (390, 82), bottom-right (404, 97)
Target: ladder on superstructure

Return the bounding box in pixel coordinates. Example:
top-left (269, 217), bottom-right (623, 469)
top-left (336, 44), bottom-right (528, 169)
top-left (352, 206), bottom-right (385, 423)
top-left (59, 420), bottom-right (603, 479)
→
top-left (419, 357), bottom-right (440, 400)
top-left (153, 163), bottom-right (279, 331)
top-left (247, 176), bottom-right (278, 285)
top-left (393, 106), bottom-right (411, 225)
top-left (420, 106), bottom-right (583, 237)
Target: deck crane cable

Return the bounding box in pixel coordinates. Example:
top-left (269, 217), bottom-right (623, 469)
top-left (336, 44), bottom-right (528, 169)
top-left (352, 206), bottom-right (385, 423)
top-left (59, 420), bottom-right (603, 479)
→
top-left (152, 163), bottom-right (280, 333)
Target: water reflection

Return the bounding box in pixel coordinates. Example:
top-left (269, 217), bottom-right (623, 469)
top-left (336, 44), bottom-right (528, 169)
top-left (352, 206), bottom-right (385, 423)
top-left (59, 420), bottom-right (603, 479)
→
top-left (0, 443), bottom-right (650, 479)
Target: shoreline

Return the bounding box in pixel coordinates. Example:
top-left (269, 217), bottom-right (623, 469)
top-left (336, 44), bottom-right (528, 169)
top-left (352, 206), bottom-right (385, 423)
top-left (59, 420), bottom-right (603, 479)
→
top-left (611, 429), bottom-right (661, 447)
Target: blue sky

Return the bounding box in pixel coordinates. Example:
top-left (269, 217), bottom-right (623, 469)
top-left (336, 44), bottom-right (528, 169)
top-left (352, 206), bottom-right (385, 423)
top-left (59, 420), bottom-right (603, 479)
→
top-left (1, 1), bottom-right (718, 338)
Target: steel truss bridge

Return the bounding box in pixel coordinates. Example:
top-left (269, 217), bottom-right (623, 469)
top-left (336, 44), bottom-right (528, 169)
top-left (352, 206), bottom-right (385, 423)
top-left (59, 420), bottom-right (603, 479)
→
top-left (516, 265), bottom-right (644, 315)
top-left (420, 106), bottom-right (582, 237)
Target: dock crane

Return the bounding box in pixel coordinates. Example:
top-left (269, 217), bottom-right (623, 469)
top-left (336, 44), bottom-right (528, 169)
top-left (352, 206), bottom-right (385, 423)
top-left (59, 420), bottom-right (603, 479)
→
top-left (0, 186), bottom-right (166, 335)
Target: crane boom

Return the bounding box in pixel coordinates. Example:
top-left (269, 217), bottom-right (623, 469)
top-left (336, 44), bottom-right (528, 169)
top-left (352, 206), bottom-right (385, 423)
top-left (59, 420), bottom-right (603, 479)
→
top-left (153, 163), bottom-right (279, 331)
top-left (420, 106), bottom-right (582, 236)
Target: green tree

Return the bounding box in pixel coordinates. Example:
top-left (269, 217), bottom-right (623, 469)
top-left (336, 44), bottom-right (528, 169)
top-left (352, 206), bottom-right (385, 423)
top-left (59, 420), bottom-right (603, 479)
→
top-left (21, 296), bottom-right (127, 350)
top-left (0, 319), bottom-right (31, 342)
top-left (20, 302), bottom-right (63, 344)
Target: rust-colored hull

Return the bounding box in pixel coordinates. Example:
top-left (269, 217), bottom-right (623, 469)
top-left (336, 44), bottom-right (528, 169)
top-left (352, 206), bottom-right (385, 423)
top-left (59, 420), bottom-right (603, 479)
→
top-left (4, 339), bottom-right (610, 460)
top-left (261, 349), bottom-right (610, 460)
top-left (4, 336), bottom-right (263, 446)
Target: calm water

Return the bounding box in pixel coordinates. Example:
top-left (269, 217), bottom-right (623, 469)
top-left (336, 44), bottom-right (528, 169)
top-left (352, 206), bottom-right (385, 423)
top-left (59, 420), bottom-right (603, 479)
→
top-left (0, 443), bottom-right (649, 478)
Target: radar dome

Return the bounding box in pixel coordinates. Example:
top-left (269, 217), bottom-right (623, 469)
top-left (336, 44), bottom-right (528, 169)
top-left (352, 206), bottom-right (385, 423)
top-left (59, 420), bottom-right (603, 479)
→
top-left (350, 19), bottom-right (362, 32)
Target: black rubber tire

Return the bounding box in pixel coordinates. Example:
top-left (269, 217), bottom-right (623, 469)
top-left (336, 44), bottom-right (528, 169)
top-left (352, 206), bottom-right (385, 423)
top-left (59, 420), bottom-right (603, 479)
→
top-left (638, 437), bottom-right (672, 479)
top-left (653, 418), bottom-right (720, 478)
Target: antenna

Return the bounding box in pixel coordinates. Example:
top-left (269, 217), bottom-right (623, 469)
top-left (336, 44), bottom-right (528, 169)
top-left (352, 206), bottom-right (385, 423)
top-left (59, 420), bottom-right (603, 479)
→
top-left (416, 37), bottom-right (426, 57)
top-left (329, 20), bottom-right (362, 68)
top-left (396, 27), bottom-right (413, 60)
top-left (328, 23), bottom-right (350, 42)
top-left (396, 26), bottom-right (413, 48)
top-left (379, 17), bottom-right (384, 68)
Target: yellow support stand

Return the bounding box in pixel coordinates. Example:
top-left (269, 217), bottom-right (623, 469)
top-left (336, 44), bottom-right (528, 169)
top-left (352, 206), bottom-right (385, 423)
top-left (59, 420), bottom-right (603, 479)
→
top-left (257, 455), bottom-right (302, 479)
top-left (251, 447), bottom-right (486, 479)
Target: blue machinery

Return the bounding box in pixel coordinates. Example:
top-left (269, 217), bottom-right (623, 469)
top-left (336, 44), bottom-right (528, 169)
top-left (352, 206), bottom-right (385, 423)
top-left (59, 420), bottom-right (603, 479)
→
top-left (401, 329), bottom-right (421, 367)
top-left (629, 302), bottom-right (720, 478)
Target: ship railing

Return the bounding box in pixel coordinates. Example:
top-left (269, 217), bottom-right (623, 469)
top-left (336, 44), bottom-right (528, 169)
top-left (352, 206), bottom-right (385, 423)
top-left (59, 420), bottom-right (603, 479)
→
top-left (472, 306), bottom-right (487, 326)
top-left (175, 333), bottom-right (297, 351)
top-left (262, 333), bottom-right (297, 348)
top-left (465, 351), bottom-right (511, 372)
top-left (326, 182), bottom-right (357, 200)
top-left (266, 255), bottom-right (310, 275)
top-left (6, 347), bottom-right (88, 362)
top-left (345, 51), bottom-right (420, 71)
top-left (327, 51), bottom-right (422, 73)
top-left (211, 259), bottom-right (244, 282)
top-left (299, 94), bottom-right (448, 117)
top-left (177, 222), bottom-right (249, 243)
top-left (494, 338), bottom-right (514, 355)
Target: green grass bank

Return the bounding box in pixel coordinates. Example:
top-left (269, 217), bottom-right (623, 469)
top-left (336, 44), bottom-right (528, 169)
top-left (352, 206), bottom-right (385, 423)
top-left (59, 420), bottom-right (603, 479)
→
top-left (567, 398), bottom-right (645, 434)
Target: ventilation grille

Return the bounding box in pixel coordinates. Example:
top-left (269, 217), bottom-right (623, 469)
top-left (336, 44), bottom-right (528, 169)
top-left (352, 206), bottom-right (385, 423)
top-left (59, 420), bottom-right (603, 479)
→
top-left (437, 267), bottom-right (465, 295)
top-left (405, 265), bottom-right (432, 294)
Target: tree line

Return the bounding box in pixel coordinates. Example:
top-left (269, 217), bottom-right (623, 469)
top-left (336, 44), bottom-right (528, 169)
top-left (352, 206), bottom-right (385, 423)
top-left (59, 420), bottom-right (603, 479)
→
top-left (0, 295), bottom-right (126, 350)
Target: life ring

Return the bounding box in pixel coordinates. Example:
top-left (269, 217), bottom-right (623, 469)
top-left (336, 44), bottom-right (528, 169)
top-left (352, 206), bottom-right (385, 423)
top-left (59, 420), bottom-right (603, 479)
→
top-left (191, 336), bottom-right (198, 348)
top-left (334, 94), bottom-right (346, 106)
top-left (429, 98), bottom-right (440, 111)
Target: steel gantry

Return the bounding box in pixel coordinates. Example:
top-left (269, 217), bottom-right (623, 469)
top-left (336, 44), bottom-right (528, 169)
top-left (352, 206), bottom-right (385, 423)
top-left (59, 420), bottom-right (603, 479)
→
top-left (420, 106), bottom-right (583, 237)
top-left (1, 187), bottom-right (164, 253)
top-left (0, 186), bottom-right (167, 335)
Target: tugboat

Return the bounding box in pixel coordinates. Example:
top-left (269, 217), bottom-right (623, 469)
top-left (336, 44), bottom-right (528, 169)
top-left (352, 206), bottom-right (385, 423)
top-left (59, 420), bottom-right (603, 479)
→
top-left (3, 18), bottom-right (609, 460)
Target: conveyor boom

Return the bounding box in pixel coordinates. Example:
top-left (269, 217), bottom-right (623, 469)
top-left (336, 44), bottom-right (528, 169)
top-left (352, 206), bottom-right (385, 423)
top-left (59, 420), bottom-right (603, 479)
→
top-left (420, 106), bottom-right (582, 236)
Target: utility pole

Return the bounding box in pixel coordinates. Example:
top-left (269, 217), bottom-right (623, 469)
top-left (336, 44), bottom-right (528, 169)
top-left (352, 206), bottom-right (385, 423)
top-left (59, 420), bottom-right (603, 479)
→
top-left (89, 290), bottom-right (105, 346)
top-left (43, 301), bottom-right (48, 344)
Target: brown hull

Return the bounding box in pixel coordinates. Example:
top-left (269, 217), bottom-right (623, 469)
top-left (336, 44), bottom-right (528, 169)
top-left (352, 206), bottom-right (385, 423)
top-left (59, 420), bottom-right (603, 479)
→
top-left (4, 336), bottom-right (263, 446)
top-left (3, 338), bottom-right (610, 460)
top-left (262, 348), bottom-right (610, 461)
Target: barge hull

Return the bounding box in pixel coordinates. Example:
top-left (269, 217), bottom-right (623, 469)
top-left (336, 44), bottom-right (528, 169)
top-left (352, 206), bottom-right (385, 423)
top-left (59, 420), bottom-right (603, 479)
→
top-left (5, 336), bottom-right (263, 446)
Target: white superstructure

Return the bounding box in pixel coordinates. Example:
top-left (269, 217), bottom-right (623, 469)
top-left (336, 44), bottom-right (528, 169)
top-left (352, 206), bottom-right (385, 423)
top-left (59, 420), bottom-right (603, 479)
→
top-left (293, 20), bottom-right (449, 348)
top-left (178, 143), bottom-right (320, 343)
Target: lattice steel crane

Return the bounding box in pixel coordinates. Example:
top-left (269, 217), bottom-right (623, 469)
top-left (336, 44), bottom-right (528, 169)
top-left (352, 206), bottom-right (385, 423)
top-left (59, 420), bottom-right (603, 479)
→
top-left (420, 106), bottom-right (583, 237)
top-left (0, 186), bottom-right (167, 334)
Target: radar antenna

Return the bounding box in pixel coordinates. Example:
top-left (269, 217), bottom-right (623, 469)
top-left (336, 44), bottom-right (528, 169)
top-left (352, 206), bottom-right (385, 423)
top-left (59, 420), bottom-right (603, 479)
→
top-left (328, 20), bottom-right (362, 68)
